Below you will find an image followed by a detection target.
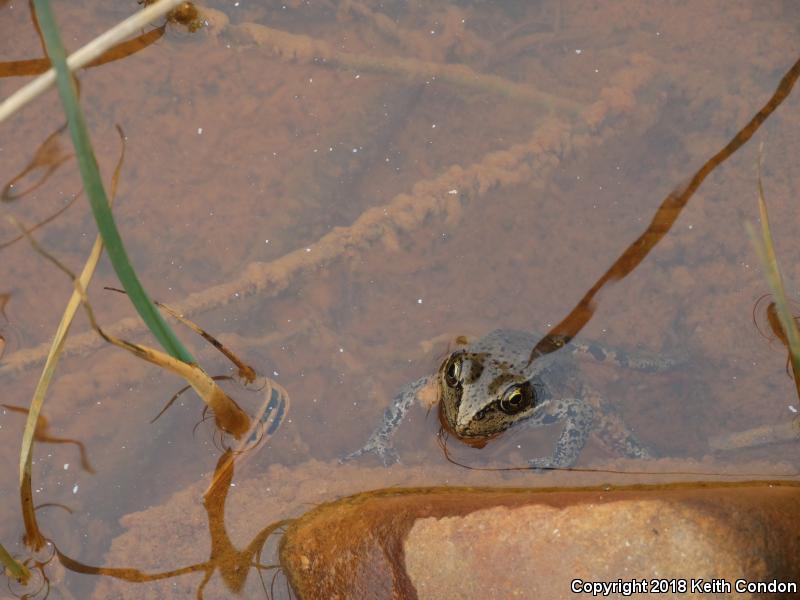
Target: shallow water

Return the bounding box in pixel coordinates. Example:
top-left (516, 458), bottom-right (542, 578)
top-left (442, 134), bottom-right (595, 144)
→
top-left (1, 1), bottom-right (799, 597)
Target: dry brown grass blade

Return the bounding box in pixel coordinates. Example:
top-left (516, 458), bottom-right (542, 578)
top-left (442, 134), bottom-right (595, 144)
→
top-left (17, 218), bottom-right (251, 436)
top-left (104, 286), bottom-right (257, 384)
top-left (0, 0), bottom-right (185, 123)
top-left (61, 263), bottom-right (251, 438)
top-left (16, 126), bottom-right (124, 484)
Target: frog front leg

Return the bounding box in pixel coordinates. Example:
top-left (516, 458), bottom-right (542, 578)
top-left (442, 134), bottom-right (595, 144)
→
top-left (526, 397), bottom-right (594, 469)
top-left (340, 375), bottom-right (431, 466)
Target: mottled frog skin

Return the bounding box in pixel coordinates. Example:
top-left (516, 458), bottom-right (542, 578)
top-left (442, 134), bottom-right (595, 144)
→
top-left (343, 329), bottom-right (674, 469)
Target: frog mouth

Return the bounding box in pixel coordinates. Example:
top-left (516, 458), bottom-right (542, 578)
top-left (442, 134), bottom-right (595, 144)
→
top-left (436, 403), bottom-right (501, 448)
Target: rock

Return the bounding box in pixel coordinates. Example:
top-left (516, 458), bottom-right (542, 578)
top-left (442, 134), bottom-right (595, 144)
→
top-left (280, 481), bottom-right (800, 599)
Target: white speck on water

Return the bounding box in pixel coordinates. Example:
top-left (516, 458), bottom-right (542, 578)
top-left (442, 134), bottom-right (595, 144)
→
top-left (305, 247), bottom-right (311, 252)
top-left (197, 127), bottom-right (203, 135)
top-left (575, 48), bottom-right (582, 54)
top-left (417, 298), bottom-right (423, 304)
top-left (72, 484), bottom-right (79, 494)
top-left (790, 405), bottom-right (798, 414)
top-left (688, 224), bottom-right (693, 230)
top-left (265, 239), bottom-right (270, 244)
top-left (354, 74), bottom-right (360, 79)
top-left (63, 464), bottom-right (69, 470)
top-left (273, 370), bottom-right (280, 377)
top-left (448, 189), bottom-right (458, 195)
top-left (339, 348), bottom-right (344, 353)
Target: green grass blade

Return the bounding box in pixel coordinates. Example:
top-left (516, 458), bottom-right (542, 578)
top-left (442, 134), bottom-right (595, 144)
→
top-left (747, 222), bottom-right (800, 386)
top-left (755, 154), bottom-right (800, 377)
top-left (756, 243), bottom-right (800, 364)
top-left (746, 181), bottom-right (800, 398)
top-left (32, 0), bottom-right (195, 364)
top-left (0, 541), bottom-right (29, 584)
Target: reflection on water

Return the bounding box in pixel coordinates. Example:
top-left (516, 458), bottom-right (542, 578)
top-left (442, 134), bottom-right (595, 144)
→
top-left (54, 451), bottom-right (290, 599)
top-left (1, 0), bottom-right (800, 597)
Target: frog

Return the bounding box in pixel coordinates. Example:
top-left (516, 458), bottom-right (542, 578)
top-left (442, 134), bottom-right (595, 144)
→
top-left (342, 329), bottom-right (675, 469)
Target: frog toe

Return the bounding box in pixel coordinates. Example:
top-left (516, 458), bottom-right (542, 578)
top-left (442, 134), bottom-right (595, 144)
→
top-left (377, 446), bottom-right (400, 467)
top-left (339, 448), bottom-right (364, 464)
top-left (339, 440), bottom-right (399, 467)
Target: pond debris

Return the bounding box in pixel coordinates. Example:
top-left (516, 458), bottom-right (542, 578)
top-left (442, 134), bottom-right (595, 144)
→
top-left (205, 8), bottom-right (584, 116)
top-left (0, 55), bottom-right (658, 378)
top-left (140, 0), bottom-right (203, 32)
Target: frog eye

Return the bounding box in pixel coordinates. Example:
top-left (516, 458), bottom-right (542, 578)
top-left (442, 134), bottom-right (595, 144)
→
top-left (444, 356), bottom-right (463, 388)
top-left (499, 384), bottom-right (531, 415)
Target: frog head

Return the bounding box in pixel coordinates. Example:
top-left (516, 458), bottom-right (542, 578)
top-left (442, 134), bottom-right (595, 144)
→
top-left (437, 348), bottom-right (539, 440)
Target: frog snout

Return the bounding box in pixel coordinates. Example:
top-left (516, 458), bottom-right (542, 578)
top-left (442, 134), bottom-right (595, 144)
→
top-left (454, 422), bottom-right (470, 436)
top-left (454, 412), bottom-right (480, 437)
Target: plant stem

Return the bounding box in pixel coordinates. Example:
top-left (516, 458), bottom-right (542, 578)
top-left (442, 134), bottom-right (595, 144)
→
top-left (32, 0), bottom-right (195, 364)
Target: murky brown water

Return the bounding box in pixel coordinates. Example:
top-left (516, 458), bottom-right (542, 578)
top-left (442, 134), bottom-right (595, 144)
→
top-left (1, 1), bottom-right (800, 597)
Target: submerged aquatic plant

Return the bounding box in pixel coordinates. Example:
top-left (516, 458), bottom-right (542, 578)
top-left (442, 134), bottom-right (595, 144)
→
top-left (746, 151), bottom-right (800, 399)
top-left (4, 0), bottom-right (257, 560)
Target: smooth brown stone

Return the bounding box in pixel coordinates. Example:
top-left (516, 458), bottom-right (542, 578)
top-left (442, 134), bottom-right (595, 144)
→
top-left (279, 481), bottom-right (800, 599)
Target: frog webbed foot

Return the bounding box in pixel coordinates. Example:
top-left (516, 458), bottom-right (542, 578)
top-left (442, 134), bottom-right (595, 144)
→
top-left (340, 436), bottom-right (400, 467)
top-left (525, 396), bottom-right (593, 472)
